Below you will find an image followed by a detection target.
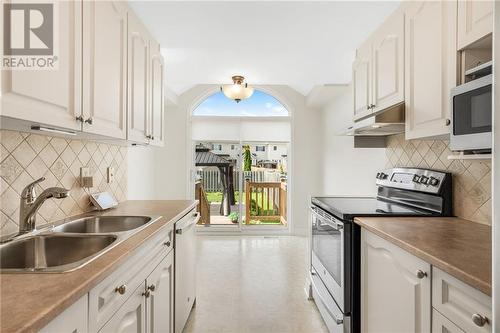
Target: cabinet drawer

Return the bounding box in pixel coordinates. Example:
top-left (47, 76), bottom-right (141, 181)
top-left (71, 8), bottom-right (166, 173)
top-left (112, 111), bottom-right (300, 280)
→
top-left (89, 223), bottom-right (174, 332)
top-left (432, 309), bottom-right (464, 333)
top-left (432, 267), bottom-right (491, 332)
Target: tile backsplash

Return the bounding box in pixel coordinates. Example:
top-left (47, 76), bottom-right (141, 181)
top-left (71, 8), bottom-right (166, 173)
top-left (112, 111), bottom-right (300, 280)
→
top-left (385, 134), bottom-right (491, 225)
top-left (0, 130), bottom-right (128, 237)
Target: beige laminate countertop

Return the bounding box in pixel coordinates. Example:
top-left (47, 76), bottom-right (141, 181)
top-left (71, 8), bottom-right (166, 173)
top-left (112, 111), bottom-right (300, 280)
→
top-left (354, 216), bottom-right (491, 296)
top-left (0, 200), bottom-right (197, 333)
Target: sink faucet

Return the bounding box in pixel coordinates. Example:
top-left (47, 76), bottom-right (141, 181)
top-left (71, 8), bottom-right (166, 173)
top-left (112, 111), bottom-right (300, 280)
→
top-left (19, 177), bottom-right (69, 235)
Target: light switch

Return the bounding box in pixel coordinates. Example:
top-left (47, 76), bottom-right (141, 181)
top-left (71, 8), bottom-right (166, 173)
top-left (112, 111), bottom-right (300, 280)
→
top-left (107, 167), bottom-right (115, 183)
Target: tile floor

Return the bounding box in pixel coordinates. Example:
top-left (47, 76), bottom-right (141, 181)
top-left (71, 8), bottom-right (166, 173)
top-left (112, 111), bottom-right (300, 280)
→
top-left (183, 236), bottom-right (328, 333)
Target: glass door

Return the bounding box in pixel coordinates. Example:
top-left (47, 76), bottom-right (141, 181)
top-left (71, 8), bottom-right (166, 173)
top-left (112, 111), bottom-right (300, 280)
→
top-left (239, 142), bottom-right (288, 227)
top-left (194, 141), bottom-right (241, 228)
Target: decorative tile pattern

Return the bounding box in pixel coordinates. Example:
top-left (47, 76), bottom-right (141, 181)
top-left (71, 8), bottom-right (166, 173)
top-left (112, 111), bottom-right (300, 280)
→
top-left (0, 130), bottom-right (128, 237)
top-left (386, 134), bottom-right (492, 225)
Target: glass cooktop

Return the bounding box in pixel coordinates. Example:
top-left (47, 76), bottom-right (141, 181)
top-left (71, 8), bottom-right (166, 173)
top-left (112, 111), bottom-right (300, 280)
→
top-left (311, 196), bottom-right (437, 221)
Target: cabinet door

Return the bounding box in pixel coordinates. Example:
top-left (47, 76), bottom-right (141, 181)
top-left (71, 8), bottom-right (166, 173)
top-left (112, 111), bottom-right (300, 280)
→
top-left (40, 295), bottom-right (88, 333)
top-left (149, 40), bottom-right (165, 147)
top-left (405, 1), bottom-right (456, 140)
top-left (361, 229), bottom-right (431, 333)
top-left (1, 0), bottom-right (82, 131)
top-left (352, 42), bottom-right (372, 121)
top-left (432, 309), bottom-right (465, 333)
top-left (146, 253), bottom-right (174, 333)
top-left (457, 0), bottom-right (494, 50)
top-left (99, 284), bottom-right (146, 333)
top-left (82, 1), bottom-right (127, 139)
top-left (128, 12), bottom-right (150, 144)
top-left (372, 11), bottom-right (404, 113)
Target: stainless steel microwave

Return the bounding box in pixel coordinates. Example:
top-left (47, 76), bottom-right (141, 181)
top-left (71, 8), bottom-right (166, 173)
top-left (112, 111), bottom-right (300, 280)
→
top-left (450, 74), bottom-right (492, 152)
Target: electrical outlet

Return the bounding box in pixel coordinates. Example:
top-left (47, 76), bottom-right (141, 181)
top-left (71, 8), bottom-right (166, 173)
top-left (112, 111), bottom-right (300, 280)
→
top-left (107, 167), bottom-right (115, 183)
top-left (80, 167), bottom-right (91, 178)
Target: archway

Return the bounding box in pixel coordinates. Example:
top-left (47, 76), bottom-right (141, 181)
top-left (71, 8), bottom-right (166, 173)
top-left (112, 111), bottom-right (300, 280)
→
top-left (189, 88), bottom-right (292, 233)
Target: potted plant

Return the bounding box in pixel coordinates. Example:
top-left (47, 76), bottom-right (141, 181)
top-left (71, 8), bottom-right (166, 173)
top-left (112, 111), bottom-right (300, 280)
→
top-left (229, 211), bottom-right (239, 223)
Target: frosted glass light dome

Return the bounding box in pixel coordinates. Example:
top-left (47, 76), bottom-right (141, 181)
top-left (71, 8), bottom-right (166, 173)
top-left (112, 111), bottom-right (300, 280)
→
top-left (220, 75), bottom-right (254, 103)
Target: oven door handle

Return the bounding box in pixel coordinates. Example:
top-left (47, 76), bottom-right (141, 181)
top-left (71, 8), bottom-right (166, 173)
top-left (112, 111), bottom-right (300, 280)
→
top-left (310, 269), bottom-right (344, 325)
top-left (310, 206), bottom-right (344, 231)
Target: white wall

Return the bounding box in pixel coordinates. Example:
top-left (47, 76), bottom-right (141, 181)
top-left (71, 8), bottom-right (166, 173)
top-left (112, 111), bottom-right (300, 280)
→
top-left (319, 84), bottom-right (386, 196)
top-left (127, 104), bottom-right (188, 200)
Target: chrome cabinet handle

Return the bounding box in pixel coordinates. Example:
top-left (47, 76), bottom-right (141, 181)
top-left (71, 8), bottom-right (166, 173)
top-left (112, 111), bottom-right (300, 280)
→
top-left (115, 285), bottom-right (127, 295)
top-left (75, 115), bottom-right (84, 122)
top-left (472, 313), bottom-right (488, 327)
top-left (84, 117), bottom-right (93, 125)
top-left (416, 270), bottom-right (427, 279)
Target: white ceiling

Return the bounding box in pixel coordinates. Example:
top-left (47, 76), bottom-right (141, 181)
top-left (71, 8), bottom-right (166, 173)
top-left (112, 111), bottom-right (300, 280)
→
top-left (129, 1), bottom-right (400, 96)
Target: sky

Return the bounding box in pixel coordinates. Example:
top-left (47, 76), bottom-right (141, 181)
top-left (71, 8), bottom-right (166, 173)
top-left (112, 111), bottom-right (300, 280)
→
top-left (193, 90), bottom-right (289, 117)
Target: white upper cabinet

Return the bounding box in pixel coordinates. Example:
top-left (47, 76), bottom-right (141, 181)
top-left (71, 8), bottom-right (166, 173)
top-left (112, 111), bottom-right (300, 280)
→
top-left (128, 12), bottom-right (150, 144)
top-left (353, 42), bottom-right (372, 121)
top-left (352, 9), bottom-right (404, 121)
top-left (361, 229), bottom-right (431, 333)
top-left (371, 11), bottom-right (404, 114)
top-left (82, 1), bottom-right (128, 139)
top-left (457, 0), bottom-right (494, 50)
top-left (1, 0), bottom-right (82, 131)
top-left (149, 40), bottom-right (165, 147)
top-left (404, 1), bottom-right (456, 140)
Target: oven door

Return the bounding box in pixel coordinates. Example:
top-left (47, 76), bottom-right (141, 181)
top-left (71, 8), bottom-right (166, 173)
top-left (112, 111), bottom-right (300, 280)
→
top-left (450, 74), bottom-right (492, 151)
top-left (311, 206), bottom-right (345, 312)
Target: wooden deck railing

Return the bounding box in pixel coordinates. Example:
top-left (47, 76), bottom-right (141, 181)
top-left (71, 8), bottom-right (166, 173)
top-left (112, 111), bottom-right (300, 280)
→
top-left (195, 181), bottom-right (210, 225)
top-left (245, 181), bottom-right (287, 225)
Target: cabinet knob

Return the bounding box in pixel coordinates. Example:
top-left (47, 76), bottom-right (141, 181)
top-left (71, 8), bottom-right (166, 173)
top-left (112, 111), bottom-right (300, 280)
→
top-left (370, 104), bottom-right (376, 109)
top-left (75, 115), bottom-right (84, 123)
top-left (164, 240), bottom-right (171, 247)
top-left (142, 290), bottom-right (151, 298)
top-left (416, 270), bottom-right (427, 279)
top-left (148, 284), bottom-right (156, 292)
top-left (472, 313), bottom-right (488, 327)
top-left (146, 134), bottom-right (152, 139)
top-left (367, 105), bottom-right (371, 110)
top-left (115, 285), bottom-right (127, 295)
top-left (445, 118), bottom-right (451, 126)
top-left (84, 117), bottom-right (93, 125)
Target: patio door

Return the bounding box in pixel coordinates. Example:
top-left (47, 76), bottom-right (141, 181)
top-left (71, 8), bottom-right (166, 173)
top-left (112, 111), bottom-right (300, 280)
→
top-left (239, 142), bottom-right (288, 229)
top-left (194, 141), bottom-right (242, 228)
top-left (194, 141), bottom-right (289, 231)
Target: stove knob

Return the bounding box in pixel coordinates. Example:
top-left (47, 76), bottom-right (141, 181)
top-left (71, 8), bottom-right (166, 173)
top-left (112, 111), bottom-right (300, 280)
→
top-left (379, 173), bottom-right (388, 180)
top-left (376, 172), bottom-right (381, 179)
top-left (413, 175), bottom-right (420, 183)
top-left (419, 176), bottom-right (429, 185)
top-left (429, 177), bottom-right (440, 187)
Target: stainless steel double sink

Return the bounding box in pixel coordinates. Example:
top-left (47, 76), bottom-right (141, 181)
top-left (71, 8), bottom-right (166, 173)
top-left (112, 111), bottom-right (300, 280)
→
top-left (0, 215), bottom-right (158, 273)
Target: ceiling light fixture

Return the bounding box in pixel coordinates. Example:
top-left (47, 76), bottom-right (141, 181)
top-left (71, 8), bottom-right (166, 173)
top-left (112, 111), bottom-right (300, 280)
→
top-left (220, 75), bottom-right (254, 103)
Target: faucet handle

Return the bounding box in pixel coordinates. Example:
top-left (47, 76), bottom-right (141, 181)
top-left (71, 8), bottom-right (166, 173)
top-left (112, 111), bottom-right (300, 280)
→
top-left (21, 177), bottom-right (45, 200)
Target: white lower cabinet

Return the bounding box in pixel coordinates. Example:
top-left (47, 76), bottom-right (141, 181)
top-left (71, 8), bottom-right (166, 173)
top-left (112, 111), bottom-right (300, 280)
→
top-left (432, 309), bottom-right (465, 333)
top-left (146, 254), bottom-right (175, 333)
top-left (39, 295), bottom-right (88, 333)
top-left (98, 284), bottom-right (147, 333)
top-left (361, 229), bottom-right (431, 333)
top-left (432, 268), bottom-right (492, 333)
top-left (361, 229), bottom-right (492, 333)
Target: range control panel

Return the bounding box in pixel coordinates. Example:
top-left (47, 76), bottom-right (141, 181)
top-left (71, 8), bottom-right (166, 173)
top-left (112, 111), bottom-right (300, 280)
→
top-left (376, 168), bottom-right (449, 194)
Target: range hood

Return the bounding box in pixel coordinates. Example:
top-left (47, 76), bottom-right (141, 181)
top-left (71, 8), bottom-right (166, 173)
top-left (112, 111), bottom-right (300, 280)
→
top-left (342, 103), bottom-right (405, 136)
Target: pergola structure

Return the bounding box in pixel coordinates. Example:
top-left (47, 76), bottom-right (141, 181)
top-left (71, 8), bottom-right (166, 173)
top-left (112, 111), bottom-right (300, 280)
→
top-left (195, 147), bottom-right (235, 216)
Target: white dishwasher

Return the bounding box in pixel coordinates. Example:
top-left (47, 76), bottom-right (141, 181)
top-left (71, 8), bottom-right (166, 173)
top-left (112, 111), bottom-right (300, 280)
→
top-left (175, 209), bottom-right (199, 333)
